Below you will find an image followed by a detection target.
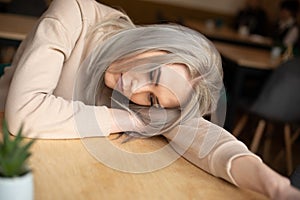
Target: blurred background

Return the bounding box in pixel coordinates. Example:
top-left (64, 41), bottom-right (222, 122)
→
top-left (0, 0), bottom-right (293, 26)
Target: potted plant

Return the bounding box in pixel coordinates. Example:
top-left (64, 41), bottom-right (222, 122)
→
top-left (0, 120), bottom-right (35, 200)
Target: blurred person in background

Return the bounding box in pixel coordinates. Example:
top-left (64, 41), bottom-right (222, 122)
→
top-left (272, 0), bottom-right (299, 55)
top-left (234, 0), bottom-right (268, 36)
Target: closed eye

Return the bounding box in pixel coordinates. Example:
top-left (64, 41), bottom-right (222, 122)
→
top-left (149, 93), bottom-right (161, 108)
top-left (149, 68), bottom-right (161, 107)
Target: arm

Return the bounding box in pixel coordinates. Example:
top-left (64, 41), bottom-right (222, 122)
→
top-left (231, 156), bottom-right (300, 200)
top-left (163, 117), bottom-right (300, 199)
top-left (4, 2), bottom-right (93, 138)
top-left (4, 0), bottom-right (135, 139)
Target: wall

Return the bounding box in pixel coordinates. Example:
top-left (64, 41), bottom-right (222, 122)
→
top-left (261, 0), bottom-right (281, 21)
top-left (99, 0), bottom-right (239, 25)
top-left (142, 0), bottom-right (246, 15)
top-left (99, 0), bottom-right (283, 25)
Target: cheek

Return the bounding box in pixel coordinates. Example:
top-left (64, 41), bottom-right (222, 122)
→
top-left (104, 72), bottom-right (118, 89)
top-left (129, 93), bottom-right (150, 106)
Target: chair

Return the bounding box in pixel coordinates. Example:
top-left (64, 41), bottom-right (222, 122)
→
top-left (233, 57), bottom-right (300, 175)
top-left (290, 165), bottom-right (300, 190)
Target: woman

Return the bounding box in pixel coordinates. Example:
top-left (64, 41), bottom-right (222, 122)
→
top-left (0, 0), bottom-right (299, 199)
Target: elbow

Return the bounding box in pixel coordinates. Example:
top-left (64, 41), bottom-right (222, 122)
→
top-left (5, 90), bottom-right (48, 137)
top-left (4, 100), bottom-right (34, 137)
top-left (5, 108), bottom-right (27, 137)
top-left (5, 111), bottom-right (38, 138)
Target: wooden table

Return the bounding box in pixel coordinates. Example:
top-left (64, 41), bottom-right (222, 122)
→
top-left (0, 13), bottom-right (38, 45)
top-left (214, 42), bottom-right (280, 70)
top-left (186, 19), bottom-right (273, 49)
top-left (0, 113), bottom-right (267, 200)
top-left (212, 42), bottom-right (281, 131)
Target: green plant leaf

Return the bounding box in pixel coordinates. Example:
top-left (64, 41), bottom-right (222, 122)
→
top-left (2, 120), bottom-right (11, 146)
top-left (0, 120), bottom-right (35, 177)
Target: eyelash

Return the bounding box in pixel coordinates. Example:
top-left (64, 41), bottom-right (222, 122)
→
top-left (149, 70), bottom-right (160, 107)
top-left (149, 93), bottom-right (160, 107)
top-left (149, 93), bottom-right (154, 105)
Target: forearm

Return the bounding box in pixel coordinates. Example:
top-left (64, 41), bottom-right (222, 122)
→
top-left (108, 108), bottom-right (139, 133)
top-left (231, 155), bottom-right (300, 199)
top-left (162, 117), bottom-right (300, 199)
top-left (162, 117), bottom-right (260, 184)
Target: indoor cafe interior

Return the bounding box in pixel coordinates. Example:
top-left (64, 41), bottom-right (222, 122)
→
top-left (0, 0), bottom-right (300, 199)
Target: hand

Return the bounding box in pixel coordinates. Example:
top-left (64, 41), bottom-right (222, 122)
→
top-left (130, 106), bottom-right (180, 136)
top-left (110, 107), bottom-right (166, 135)
top-left (107, 108), bottom-right (139, 133)
top-left (108, 106), bottom-right (180, 136)
top-left (231, 156), bottom-right (300, 200)
top-left (271, 180), bottom-right (300, 200)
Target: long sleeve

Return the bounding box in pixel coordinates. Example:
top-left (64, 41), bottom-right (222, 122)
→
top-left (0, 64), bottom-right (15, 111)
top-left (164, 117), bottom-right (261, 185)
top-left (4, 0), bottom-right (112, 138)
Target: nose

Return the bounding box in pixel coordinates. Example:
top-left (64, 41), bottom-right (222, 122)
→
top-left (130, 79), bottom-right (139, 92)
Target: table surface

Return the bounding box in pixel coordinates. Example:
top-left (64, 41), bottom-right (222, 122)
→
top-left (0, 113), bottom-right (268, 200)
top-left (0, 13), bottom-right (38, 41)
top-left (186, 19), bottom-right (273, 48)
top-left (212, 41), bottom-right (281, 131)
top-left (213, 41), bottom-right (281, 70)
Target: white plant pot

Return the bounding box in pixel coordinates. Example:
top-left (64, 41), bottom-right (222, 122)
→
top-left (0, 172), bottom-right (34, 200)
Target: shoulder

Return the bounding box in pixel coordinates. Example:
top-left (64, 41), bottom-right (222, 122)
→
top-left (77, 0), bottom-right (130, 26)
top-left (44, 0), bottom-right (127, 29)
top-left (34, 0), bottom-right (125, 40)
top-left (40, 0), bottom-right (83, 32)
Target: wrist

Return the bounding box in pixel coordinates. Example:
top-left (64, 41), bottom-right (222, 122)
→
top-left (270, 176), bottom-right (299, 200)
top-left (257, 163), bottom-right (290, 199)
top-left (108, 109), bottom-right (140, 133)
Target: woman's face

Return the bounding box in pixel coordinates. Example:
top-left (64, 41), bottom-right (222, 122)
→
top-left (104, 51), bottom-right (192, 108)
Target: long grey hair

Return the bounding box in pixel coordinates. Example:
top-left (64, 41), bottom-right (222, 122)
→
top-left (74, 17), bottom-right (223, 138)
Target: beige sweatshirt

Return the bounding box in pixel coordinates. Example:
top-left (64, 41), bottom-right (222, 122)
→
top-left (0, 0), bottom-right (119, 138)
top-left (0, 0), bottom-right (261, 185)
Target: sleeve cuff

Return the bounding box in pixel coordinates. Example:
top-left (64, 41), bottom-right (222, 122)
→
top-left (95, 106), bottom-right (112, 136)
top-left (75, 106), bottom-right (112, 138)
top-left (209, 140), bottom-right (262, 186)
top-left (226, 152), bottom-right (263, 186)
